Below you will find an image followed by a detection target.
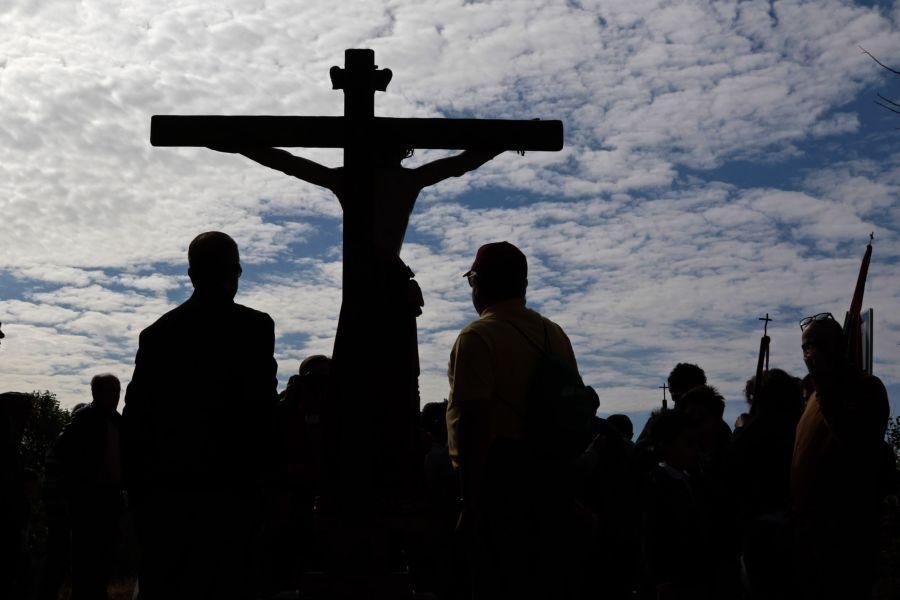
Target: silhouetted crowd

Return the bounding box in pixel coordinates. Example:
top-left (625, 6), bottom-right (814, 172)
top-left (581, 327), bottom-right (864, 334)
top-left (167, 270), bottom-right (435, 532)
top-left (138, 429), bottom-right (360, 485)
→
top-left (1, 233), bottom-right (896, 600)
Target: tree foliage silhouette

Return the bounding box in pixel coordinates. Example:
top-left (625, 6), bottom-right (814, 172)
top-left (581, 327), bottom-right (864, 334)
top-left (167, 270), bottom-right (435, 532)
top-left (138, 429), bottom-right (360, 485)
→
top-left (20, 390), bottom-right (70, 476)
top-left (887, 415), bottom-right (900, 463)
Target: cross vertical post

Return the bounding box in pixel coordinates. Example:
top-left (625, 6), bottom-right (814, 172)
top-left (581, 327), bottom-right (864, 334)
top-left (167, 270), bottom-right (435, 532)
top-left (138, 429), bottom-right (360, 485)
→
top-left (325, 50), bottom-right (420, 507)
top-left (753, 313), bottom-right (773, 402)
top-left (759, 312), bottom-right (772, 337)
top-left (659, 383), bottom-right (668, 411)
top-left (330, 49), bottom-right (384, 296)
top-left (758, 313), bottom-right (772, 370)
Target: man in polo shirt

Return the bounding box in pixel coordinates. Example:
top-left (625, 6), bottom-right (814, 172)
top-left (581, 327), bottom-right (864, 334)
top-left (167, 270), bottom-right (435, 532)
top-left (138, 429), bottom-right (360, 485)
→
top-left (447, 241), bottom-right (581, 599)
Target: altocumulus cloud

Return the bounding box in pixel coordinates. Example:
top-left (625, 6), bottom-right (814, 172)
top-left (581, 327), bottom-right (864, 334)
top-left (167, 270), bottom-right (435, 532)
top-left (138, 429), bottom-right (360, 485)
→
top-left (0, 0), bottom-right (898, 429)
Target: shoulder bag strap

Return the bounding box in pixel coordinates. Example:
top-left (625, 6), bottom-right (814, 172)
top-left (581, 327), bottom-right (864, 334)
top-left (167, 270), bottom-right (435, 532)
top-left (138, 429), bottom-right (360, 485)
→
top-left (505, 319), bottom-right (548, 357)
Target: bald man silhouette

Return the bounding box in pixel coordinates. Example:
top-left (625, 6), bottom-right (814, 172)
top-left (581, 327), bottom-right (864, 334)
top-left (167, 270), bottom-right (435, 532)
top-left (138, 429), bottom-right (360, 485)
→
top-left (123, 232), bottom-right (277, 600)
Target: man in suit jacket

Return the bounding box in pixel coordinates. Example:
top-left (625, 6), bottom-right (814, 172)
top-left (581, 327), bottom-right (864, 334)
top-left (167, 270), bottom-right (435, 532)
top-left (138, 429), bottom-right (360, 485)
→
top-left (123, 231), bottom-right (277, 600)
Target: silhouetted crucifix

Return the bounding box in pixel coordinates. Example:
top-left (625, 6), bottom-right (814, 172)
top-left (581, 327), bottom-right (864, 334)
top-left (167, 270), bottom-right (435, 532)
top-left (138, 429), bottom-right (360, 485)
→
top-left (151, 49), bottom-right (563, 496)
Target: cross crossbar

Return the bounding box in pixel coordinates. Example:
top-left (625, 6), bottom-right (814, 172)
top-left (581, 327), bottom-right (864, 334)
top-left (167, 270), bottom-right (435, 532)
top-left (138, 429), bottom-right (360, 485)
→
top-left (150, 115), bottom-right (563, 151)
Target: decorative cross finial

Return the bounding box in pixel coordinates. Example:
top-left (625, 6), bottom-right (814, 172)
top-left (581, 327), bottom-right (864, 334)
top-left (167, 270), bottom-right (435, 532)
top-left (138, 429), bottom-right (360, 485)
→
top-left (329, 50), bottom-right (393, 93)
top-left (759, 313), bottom-right (773, 337)
top-left (659, 383), bottom-right (668, 410)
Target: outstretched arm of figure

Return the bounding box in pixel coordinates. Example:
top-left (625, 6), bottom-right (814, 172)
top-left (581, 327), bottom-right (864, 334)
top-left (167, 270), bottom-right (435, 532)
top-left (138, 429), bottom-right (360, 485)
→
top-left (209, 146), bottom-right (339, 192)
top-left (411, 149), bottom-right (504, 189)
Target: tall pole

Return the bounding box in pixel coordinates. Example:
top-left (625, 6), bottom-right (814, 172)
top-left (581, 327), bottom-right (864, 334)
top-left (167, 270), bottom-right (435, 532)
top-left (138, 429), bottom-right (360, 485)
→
top-left (753, 313), bottom-right (772, 402)
top-left (759, 313), bottom-right (772, 371)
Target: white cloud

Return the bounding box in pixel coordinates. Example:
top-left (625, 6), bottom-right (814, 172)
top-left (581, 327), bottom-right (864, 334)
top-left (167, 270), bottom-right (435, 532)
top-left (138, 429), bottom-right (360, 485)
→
top-left (0, 0), bottom-right (898, 427)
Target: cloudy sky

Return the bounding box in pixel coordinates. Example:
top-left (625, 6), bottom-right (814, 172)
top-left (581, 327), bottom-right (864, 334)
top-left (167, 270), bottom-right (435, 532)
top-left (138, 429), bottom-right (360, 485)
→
top-left (1, 0), bottom-right (899, 431)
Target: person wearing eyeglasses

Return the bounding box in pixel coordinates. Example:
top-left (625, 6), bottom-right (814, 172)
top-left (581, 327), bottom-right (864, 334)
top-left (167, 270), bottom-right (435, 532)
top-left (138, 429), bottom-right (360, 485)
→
top-left (790, 313), bottom-right (889, 600)
top-left (446, 241), bottom-right (584, 600)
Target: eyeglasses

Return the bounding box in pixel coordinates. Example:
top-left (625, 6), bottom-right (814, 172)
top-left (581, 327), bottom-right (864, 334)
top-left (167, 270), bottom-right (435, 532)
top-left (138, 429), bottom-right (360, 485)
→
top-left (799, 312), bottom-right (834, 331)
top-left (465, 271), bottom-right (477, 288)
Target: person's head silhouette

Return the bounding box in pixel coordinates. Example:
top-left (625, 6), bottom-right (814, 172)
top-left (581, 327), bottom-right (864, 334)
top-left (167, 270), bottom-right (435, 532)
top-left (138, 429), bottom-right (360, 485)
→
top-left (90, 374), bottom-right (121, 414)
top-left (801, 317), bottom-right (844, 378)
top-left (667, 362), bottom-right (706, 406)
top-left (464, 241), bottom-right (528, 315)
top-left (188, 232), bottom-right (242, 303)
top-left (607, 414), bottom-right (634, 441)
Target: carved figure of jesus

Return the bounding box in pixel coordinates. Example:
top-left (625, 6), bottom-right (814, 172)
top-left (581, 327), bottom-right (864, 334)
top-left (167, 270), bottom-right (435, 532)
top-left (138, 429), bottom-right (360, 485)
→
top-left (211, 145), bottom-right (502, 258)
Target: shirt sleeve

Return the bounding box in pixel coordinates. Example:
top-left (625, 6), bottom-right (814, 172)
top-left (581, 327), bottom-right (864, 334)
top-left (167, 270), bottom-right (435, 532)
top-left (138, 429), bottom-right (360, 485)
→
top-left (259, 313), bottom-right (279, 407)
top-left (547, 318), bottom-right (579, 373)
top-left (446, 329), bottom-right (493, 469)
top-left (562, 328), bottom-right (579, 373)
top-left (122, 330), bottom-right (153, 493)
top-left (818, 372), bottom-right (888, 448)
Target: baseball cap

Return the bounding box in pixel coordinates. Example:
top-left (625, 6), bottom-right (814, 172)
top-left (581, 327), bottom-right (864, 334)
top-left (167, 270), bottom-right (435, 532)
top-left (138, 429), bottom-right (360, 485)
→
top-left (463, 241), bottom-right (527, 281)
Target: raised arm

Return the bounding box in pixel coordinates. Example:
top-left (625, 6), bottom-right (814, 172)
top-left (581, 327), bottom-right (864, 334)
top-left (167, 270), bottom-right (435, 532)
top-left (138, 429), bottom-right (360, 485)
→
top-left (209, 146), bottom-right (339, 192)
top-left (411, 149), bottom-right (504, 189)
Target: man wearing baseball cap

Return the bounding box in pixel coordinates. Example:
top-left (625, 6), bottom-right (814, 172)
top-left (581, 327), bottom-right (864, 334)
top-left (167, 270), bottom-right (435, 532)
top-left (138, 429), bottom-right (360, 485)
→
top-left (446, 241), bottom-right (581, 599)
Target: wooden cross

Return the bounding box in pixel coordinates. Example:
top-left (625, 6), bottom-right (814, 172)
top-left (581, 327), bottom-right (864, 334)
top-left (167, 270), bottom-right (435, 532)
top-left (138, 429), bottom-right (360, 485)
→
top-left (758, 312), bottom-right (773, 337)
top-left (759, 312), bottom-right (772, 371)
top-left (659, 383), bottom-right (668, 411)
top-left (753, 313), bottom-right (773, 402)
top-left (150, 49), bottom-right (564, 502)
